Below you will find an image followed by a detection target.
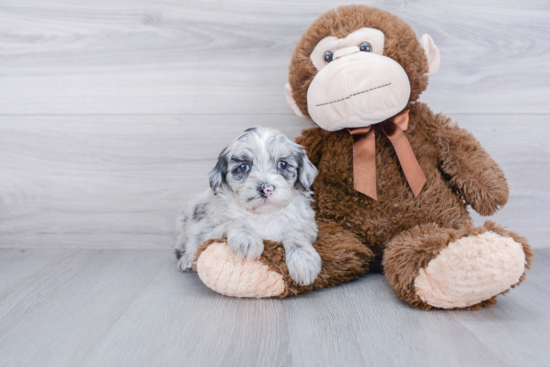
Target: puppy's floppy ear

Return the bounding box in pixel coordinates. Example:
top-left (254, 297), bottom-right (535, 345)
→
top-left (297, 149), bottom-right (318, 191)
top-left (209, 148), bottom-right (229, 193)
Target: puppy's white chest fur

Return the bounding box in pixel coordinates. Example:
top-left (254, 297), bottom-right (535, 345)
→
top-left (226, 197), bottom-right (312, 242)
top-left (249, 211), bottom-right (292, 241)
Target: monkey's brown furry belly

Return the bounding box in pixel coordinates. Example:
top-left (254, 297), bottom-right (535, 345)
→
top-left (313, 178), bottom-right (471, 262)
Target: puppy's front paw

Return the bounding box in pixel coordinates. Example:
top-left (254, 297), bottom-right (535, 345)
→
top-left (227, 229), bottom-right (264, 260)
top-left (177, 253), bottom-right (195, 272)
top-left (285, 244), bottom-right (321, 286)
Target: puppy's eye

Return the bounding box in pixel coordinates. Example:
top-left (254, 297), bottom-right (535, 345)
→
top-left (237, 164), bottom-right (249, 173)
top-left (324, 51), bottom-right (333, 63)
top-left (277, 161), bottom-right (288, 170)
top-left (359, 42), bottom-right (372, 52)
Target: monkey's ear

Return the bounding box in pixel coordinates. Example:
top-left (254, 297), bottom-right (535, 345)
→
top-left (284, 83), bottom-right (304, 116)
top-left (419, 34), bottom-right (440, 77)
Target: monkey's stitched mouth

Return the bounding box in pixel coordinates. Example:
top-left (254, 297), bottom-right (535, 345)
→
top-left (315, 83), bottom-right (391, 107)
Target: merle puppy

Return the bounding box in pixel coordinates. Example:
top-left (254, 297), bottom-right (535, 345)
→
top-left (175, 126), bottom-right (321, 286)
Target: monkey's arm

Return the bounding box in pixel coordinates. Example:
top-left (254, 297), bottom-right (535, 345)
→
top-left (435, 115), bottom-right (508, 216)
top-left (295, 127), bottom-right (325, 166)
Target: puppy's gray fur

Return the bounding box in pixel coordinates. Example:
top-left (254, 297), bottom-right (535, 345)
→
top-left (175, 126), bottom-right (321, 286)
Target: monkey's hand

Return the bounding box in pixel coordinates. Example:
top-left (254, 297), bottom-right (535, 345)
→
top-left (436, 115), bottom-right (509, 216)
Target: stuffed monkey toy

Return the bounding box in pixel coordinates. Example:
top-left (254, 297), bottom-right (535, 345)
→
top-left (193, 5), bottom-right (533, 310)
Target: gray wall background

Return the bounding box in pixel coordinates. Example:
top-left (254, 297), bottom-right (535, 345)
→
top-left (1, 0), bottom-right (548, 249)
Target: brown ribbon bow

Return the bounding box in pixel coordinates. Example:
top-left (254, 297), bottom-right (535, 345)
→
top-left (347, 110), bottom-right (426, 200)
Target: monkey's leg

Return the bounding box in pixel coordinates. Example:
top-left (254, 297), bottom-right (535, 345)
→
top-left (383, 221), bottom-right (533, 310)
top-left (193, 219), bottom-right (374, 298)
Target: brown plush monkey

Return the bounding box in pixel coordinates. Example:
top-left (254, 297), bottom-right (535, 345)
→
top-left (194, 5), bottom-right (533, 310)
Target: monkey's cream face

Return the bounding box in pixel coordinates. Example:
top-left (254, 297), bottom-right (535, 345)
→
top-left (284, 27), bottom-right (440, 131)
top-left (307, 28), bottom-right (410, 131)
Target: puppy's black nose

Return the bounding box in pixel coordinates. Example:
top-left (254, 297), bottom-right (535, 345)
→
top-left (259, 184), bottom-right (275, 197)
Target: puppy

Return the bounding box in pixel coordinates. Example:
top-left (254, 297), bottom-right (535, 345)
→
top-left (175, 126), bottom-right (321, 286)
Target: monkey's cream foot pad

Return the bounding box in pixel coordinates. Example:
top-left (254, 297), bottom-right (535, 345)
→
top-left (196, 242), bottom-right (285, 298)
top-left (414, 232), bottom-right (526, 309)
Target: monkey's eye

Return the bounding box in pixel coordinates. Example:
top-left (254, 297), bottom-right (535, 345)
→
top-left (324, 51), bottom-right (333, 63)
top-left (359, 42), bottom-right (372, 52)
top-left (237, 164), bottom-right (249, 173)
top-left (277, 161), bottom-right (288, 170)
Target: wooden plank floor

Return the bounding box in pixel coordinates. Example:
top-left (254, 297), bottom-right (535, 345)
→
top-left (0, 248), bottom-right (548, 367)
